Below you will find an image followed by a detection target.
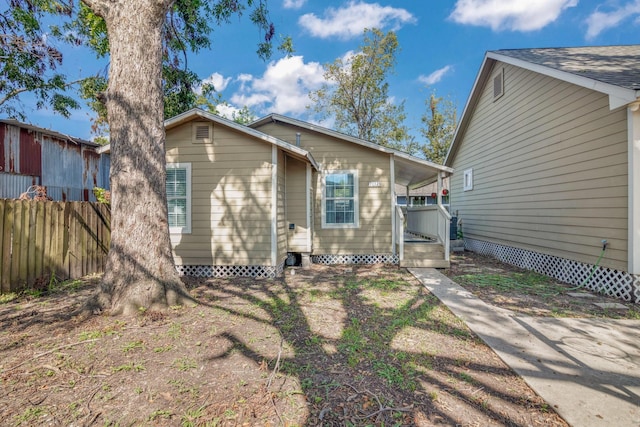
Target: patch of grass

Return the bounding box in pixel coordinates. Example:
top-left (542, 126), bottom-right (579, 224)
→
top-left (122, 340), bottom-right (145, 353)
top-left (362, 278), bottom-right (402, 292)
top-left (173, 357), bottom-right (197, 371)
top-left (148, 409), bottom-right (172, 421)
top-left (373, 360), bottom-right (418, 391)
top-left (0, 292), bottom-right (19, 304)
top-left (169, 379), bottom-right (200, 396)
top-left (181, 405), bottom-right (206, 427)
top-left (112, 362), bottom-right (145, 372)
top-left (51, 278), bottom-right (84, 294)
top-left (14, 406), bottom-right (45, 424)
top-left (168, 322), bottom-right (182, 339)
top-left (454, 272), bottom-right (566, 298)
top-left (338, 318), bottom-right (366, 366)
top-left (79, 330), bottom-right (103, 340)
top-left (374, 360), bottom-right (403, 385)
top-left (459, 372), bottom-right (475, 384)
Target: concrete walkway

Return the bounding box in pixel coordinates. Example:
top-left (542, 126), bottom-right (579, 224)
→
top-left (410, 268), bottom-right (640, 427)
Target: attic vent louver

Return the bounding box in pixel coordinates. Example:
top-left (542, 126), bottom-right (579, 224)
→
top-left (493, 68), bottom-right (504, 100)
top-left (196, 125), bottom-right (210, 140)
top-left (192, 122), bottom-right (212, 143)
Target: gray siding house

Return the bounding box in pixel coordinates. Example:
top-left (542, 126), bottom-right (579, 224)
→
top-left (445, 45), bottom-right (640, 303)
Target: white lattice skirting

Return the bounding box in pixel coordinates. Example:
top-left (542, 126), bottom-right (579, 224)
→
top-left (176, 262), bottom-right (284, 279)
top-left (312, 254), bottom-right (399, 265)
top-left (465, 238), bottom-right (640, 303)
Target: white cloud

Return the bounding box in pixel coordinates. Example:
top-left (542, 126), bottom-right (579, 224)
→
top-left (418, 65), bottom-right (453, 85)
top-left (298, 1), bottom-right (416, 39)
top-left (283, 0), bottom-right (306, 9)
top-left (449, 0), bottom-right (578, 31)
top-left (585, 1), bottom-right (640, 39)
top-left (230, 55), bottom-right (326, 116)
top-left (214, 103), bottom-right (243, 120)
top-left (201, 72), bottom-right (231, 92)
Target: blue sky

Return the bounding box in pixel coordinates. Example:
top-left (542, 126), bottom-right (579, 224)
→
top-left (22, 0), bottom-right (640, 141)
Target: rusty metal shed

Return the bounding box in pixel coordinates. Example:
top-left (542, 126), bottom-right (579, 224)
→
top-left (0, 119), bottom-right (110, 201)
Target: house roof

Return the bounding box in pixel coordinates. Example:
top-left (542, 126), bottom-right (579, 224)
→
top-left (251, 114), bottom-right (453, 189)
top-left (0, 119), bottom-right (100, 148)
top-left (445, 45), bottom-right (640, 167)
top-left (494, 45), bottom-right (640, 92)
top-left (98, 109), bottom-right (320, 171)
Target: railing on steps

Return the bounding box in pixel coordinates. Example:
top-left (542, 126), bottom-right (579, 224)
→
top-left (404, 205), bottom-right (451, 262)
top-left (395, 205), bottom-right (405, 264)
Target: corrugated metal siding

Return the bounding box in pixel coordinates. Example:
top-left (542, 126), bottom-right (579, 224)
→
top-left (1, 124), bottom-right (20, 173)
top-left (0, 124), bottom-right (5, 171)
top-left (0, 122), bottom-right (110, 201)
top-left (0, 173), bottom-right (39, 198)
top-left (19, 128), bottom-right (42, 176)
top-left (99, 155), bottom-right (110, 189)
top-left (41, 135), bottom-right (83, 197)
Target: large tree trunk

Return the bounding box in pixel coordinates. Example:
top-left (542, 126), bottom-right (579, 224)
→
top-left (86, 0), bottom-right (191, 315)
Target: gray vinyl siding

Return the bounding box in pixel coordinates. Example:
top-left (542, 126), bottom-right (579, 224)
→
top-left (450, 62), bottom-right (628, 271)
top-left (254, 122), bottom-right (393, 255)
top-left (166, 120), bottom-right (274, 266)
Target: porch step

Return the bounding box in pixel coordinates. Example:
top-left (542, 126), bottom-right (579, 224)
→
top-left (400, 258), bottom-right (450, 268)
top-left (403, 242), bottom-right (444, 255)
top-left (400, 242), bottom-right (449, 268)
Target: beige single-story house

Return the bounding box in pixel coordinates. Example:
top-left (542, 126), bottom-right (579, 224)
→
top-left (445, 45), bottom-right (640, 303)
top-left (162, 109), bottom-right (453, 277)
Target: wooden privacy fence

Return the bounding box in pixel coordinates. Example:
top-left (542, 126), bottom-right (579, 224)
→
top-left (0, 200), bottom-right (111, 293)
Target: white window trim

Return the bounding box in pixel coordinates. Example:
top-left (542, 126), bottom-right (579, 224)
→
top-left (167, 162), bottom-right (192, 234)
top-left (321, 170), bottom-right (359, 229)
top-left (463, 168), bottom-right (473, 192)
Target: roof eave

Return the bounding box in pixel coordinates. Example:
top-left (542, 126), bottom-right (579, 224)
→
top-left (444, 55), bottom-right (496, 167)
top-left (103, 109), bottom-right (319, 170)
top-left (253, 113), bottom-right (452, 175)
top-left (487, 51), bottom-right (640, 110)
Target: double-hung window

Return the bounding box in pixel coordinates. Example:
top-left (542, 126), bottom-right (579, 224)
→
top-left (166, 163), bottom-right (191, 234)
top-left (322, 171), bottom-right (358, 228)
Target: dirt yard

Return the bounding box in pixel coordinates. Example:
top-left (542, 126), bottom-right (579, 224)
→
top-left (3, 252), bottom-right (632, 426)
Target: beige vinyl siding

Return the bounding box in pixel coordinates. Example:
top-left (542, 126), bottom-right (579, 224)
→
top-left (166, 120), bottom-right (274, 266)
top-left (255, 122), bottom-right (393, 255)
top-left (286, 156), bottom-right (310, 252)
top-left (450, 62), bottom-right (628, 270)
top-left (276, 149), bottom-right (287, 264)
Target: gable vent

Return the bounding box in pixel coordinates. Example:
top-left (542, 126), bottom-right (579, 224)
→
top-left (193, 122), bottom-right (212, 143)
top-left (493, 68), bottom-right (504, 100)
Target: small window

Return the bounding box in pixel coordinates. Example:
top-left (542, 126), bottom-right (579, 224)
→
top-left (166, 163), bottom-right (192, 233)
top-left (322, 171), bottom-right (359, 228)
top-left (463, 169), bottom-right (473, 191)
top-left (426, 195), bottom-right (449, 205)
top-left (192, 122), bottom-right (212, 144)
top-left (493, 68), bottom-right (504, 100)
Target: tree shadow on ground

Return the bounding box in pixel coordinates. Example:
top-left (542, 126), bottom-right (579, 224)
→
top-left (195, 264), bottom-right (564, 426)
